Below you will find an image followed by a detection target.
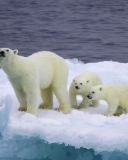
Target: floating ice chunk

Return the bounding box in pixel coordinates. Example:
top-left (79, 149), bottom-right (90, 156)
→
top-left (0, 96), bottom-right (4, 107)
top-left (1, 61), bottom-right (128, 159)
top-left (66, 58), bottom-right (84, 65)
top-left (0, 95), bottom-right (12, 136)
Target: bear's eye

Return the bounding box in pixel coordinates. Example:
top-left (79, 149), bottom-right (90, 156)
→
top-left (80, 83), bottom-right (82, 85)
top-left (92, 91), bottom-right (95, 94)
top-left (6, 49), bottom-right (9, 52)
top-left (100, 87), bottom-right (102, 91)
top-left (87, 80), bottom-right (89, 83)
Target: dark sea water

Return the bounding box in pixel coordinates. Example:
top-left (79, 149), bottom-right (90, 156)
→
top-left (0, 0), bottom-right (128, 63)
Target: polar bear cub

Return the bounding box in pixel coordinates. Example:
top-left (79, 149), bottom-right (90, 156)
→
top-left (0, 48), bottom-right (71, 115)
top-left (69, 71), bottom-right (102, 109)
top-left (87, 84), bottom-right (128, 116)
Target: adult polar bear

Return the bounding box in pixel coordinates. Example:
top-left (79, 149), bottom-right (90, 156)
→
top-left (87, 84), bottom-right (128, 116)
top-left (0, 48), bottom-right (71, 115)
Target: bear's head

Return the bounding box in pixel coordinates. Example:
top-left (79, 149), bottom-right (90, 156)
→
top-left (87, 85), bottom-right (103, 100)
top-left (0, 48), bottom-right (18, 65)
top-left (72, 77), bottom-right (92, 93)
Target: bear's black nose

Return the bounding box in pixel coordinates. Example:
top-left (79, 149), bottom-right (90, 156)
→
top-left (0, 51), bottom-right (5, 57)
top-left (75, 86), bottom-right (79, 90)
top-left (87, 95), bottom-right (92, 99)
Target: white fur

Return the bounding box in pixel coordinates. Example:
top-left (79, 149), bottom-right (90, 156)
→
top-left (0, 48), bottom-right (71, 115)
top-left (88, 84), bottom-right (128, 116)
top-left (69, 71), bottom-right (102, 108)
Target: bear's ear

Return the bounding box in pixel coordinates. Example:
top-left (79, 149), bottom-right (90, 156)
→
top-left (13, 49), bottom-right (18, 54)
top-left (73, 79), bottom-right (75, 82)
top-left (99, 87), bottom-right (102, 91)
top-left (87, 80), bottom-right (89, 83)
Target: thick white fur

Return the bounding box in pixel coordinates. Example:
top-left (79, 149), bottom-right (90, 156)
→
top-left (0, 48), bottom-right (70, 115)
top-left (69, 71), bottom-right (102, 109)
top-left (88, 84), bottom-right (128, 116)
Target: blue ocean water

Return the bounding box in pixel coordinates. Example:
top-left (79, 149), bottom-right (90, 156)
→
top-left (0, 0), bottom-right (128, 63)
top-left (1, 137), bottom-right (128, 160)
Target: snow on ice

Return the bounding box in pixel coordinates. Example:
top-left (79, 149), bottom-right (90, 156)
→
top-left (0, 60), bottom-right (128, 159)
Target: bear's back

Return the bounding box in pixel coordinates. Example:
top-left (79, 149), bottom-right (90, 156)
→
top-left (29, 51), bottom-right (67, 67)
top-left (103, 84), bottom-right (128, 96)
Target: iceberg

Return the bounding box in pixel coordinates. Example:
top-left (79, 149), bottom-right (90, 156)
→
top-left (0, 95), bottom-right (12, 137)
top-left (0, 60), bottom-right (128, 159)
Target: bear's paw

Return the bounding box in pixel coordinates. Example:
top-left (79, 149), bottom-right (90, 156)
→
top-left (39, 103), bottom-right (52, 109)
top-left (18, 105), bottom-right (27, 111)
top-left (55, 104), bottom-right (70, 114)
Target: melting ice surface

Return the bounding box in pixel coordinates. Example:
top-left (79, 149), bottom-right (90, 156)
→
top-left (1, 59), bottom-right (128, 159)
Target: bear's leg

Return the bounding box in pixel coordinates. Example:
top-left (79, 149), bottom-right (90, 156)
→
top-left (79, 97), bottom-right (89, 108)
top-left (91, 100), bottom-right (99, 107)
top-left (114, 107), bottom-right (122, 116)
top-left (52, 65), bottom-right (71, 113)
top-left (69, 92), bottom-right (78, 108)
top-left (53, 86), bottom-right (70, 114)
top-left (13, 88), bottom-right (27, 111)
top-left (39, 87), bottom-right (53, 109)
top-left (9, 79), bottom-right (27, 111)
top-left (104, 101), bottom-right (118, 116)
top-left (125, 102), bottom-right (128, 113)
top-left (26, 90), bottom-right (40, 115)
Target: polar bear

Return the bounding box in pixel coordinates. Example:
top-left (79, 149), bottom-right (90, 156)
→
top-left (69, 71), bottom-right (102, 109)
top-left (0, 48), bottom-right (71, 115)
top-left (87, 84), bottom-right (128, 116)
